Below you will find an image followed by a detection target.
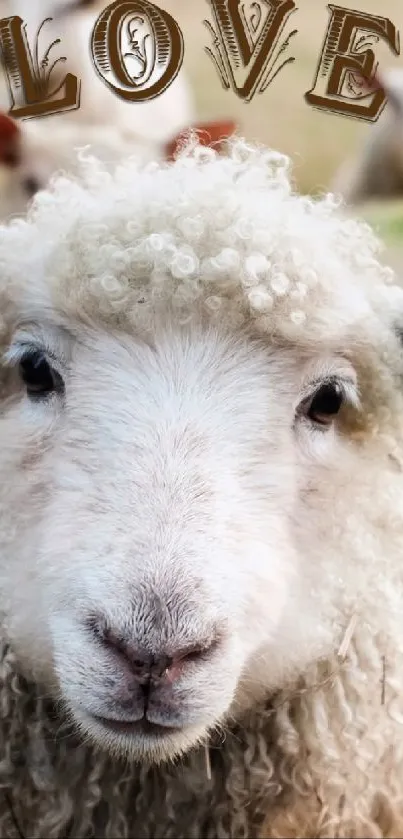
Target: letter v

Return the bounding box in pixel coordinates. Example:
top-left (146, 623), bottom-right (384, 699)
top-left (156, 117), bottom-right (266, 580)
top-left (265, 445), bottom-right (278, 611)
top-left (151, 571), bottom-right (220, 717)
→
top-left (204, 0), bottom-right (297, 102)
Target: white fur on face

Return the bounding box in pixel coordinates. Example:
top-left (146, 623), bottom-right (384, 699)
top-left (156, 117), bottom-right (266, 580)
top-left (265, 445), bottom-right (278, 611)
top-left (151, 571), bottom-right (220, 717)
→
top-left (1, 138), bottom-right (400, 765)
top-left (0, 316), bottom-right (359, 762)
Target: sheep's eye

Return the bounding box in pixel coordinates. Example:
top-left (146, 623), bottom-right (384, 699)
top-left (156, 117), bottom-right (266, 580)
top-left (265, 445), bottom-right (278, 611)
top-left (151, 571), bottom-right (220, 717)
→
top-left (3, 149), bottom-right (20, 168)
top-left (19, 351), bottom-right (64, 399)
top-left (22, 175), bottom-right (40, 198)
top-left (306, 381), bottom-right (344, 426)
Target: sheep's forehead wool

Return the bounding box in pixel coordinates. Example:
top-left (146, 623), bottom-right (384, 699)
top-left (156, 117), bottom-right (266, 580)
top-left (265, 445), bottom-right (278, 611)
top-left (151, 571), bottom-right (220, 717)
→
top-left (0, 139), bottom-right (401, 357)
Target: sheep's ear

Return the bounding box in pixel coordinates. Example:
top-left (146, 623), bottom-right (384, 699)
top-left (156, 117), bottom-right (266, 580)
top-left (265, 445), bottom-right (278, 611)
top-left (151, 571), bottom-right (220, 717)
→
top-left (0, 112), bottom-right (21, 167)
top-left (163, 119), bottom-right (237, 161)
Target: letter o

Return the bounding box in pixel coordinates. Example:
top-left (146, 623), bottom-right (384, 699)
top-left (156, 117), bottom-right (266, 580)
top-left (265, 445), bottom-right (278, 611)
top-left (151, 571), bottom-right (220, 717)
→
top-left (91, 0), bottom-right (184, 102)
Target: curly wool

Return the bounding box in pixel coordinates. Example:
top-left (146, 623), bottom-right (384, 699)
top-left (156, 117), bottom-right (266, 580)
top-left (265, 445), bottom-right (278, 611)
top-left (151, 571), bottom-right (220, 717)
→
top-left (0, 640), bottom-right (287, 839)
top-left (1, 139), bottom-right (403, 838)
top-left (1, 138), bottom-right (402, 438)
top-left (0, 141), bottom-right (398, 352)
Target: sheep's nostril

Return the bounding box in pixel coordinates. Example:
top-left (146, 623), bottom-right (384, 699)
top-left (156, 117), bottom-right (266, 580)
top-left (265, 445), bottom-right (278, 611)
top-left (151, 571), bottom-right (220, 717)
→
top-left (177, 642), bottom-right (216, 664)
top-left (131, 653), bottom-right (173, 683)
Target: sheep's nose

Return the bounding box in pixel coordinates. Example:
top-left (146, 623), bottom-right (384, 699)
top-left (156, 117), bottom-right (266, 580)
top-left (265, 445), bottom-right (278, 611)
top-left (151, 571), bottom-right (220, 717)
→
top-left (125, 651), bottom-right (174, 685)
top-left (87, 616), bottom-right (217, 686)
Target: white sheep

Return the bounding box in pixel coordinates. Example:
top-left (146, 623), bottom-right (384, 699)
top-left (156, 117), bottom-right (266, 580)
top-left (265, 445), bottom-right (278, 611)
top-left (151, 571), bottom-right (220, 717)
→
top-left (0, 0), bottom-right (196, 142)
top-left (0, 108), bottom-right (236, 219)
top-left (331, 68), bottom-right (403, 205)
top-left (0, 0), bottom-right (237, 219)
top-left (0, 139), bottom-right (403, 839)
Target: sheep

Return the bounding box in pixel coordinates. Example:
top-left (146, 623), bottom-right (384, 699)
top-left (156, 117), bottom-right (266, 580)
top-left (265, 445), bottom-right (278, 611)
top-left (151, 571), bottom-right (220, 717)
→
top-left (0, 0), bottom-right (236, 220)
top-left (1, 138), bottom-right (403, 839)
top-left (331, 68), bottom-right (403, 205)
top-left (0, 0), bottom-right (232, 219)
top-left (0, 0), bottom-right (196, 142)
top-left (0, 108), bottom-right (236, 220)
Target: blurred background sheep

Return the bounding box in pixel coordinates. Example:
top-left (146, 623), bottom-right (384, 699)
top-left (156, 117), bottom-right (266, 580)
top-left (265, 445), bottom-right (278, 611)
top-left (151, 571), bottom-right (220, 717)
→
top-left (0, 2), bottom-right (399, 177)
top-left (0, 0), bottom-right (198, 217)
top-left (331, 69), bottom-right (403, 205)
top-left (0, 1), bottom-right (401, 250)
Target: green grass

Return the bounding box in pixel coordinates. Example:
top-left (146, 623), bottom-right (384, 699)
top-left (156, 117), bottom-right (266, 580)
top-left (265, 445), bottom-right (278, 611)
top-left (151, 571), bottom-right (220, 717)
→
top-left (359, 201), bottom-right (403, 246)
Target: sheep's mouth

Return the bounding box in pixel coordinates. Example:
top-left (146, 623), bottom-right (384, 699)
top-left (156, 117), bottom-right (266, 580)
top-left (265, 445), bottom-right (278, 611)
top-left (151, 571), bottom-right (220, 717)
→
top-left (91, 714), bottom-right (180, 738)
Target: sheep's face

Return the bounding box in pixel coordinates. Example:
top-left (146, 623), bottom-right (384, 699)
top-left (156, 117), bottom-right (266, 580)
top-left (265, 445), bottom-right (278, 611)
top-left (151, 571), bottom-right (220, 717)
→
top-left (0, 317), bottom-right (359, 762)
